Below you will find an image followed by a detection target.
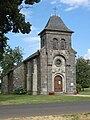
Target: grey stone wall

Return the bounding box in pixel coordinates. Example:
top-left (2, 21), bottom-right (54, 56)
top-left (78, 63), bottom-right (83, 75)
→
top-left (47, 50), bottom-right (53, 93)
top-left (2, 75), bottom-right (8, 93)
top-left (40, 29), bottom-right (76, 94)
top-left (40, 47), bottom-right (48, 94)
top-left (1, 71), bottom-right (13, 94)
top-left (32, 58), bottom-right (38, 95)
top-left (66, 51), bottom-right (76, 94)
top-left (13, 63), bottom-right (25, 91)
top-left (26, 60), bottom-right (33, 94)
top-left (26, 56), bottom-right (40, 95)
top-left (52, 54), bottom-right (66, 93)
top-left (8, 71), bottom-right (13, 93)
top-left (45, 31), bottom-right (72, 51)
top-left (37, 56), bottom-right (41, 94)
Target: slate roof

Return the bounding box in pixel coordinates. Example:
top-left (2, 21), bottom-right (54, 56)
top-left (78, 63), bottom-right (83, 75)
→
top-left (39, 15), bottom-right (73, 35)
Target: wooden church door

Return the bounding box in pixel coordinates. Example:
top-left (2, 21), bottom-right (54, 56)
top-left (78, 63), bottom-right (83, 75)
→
top-left (54, 75), bottom-right (62, 92)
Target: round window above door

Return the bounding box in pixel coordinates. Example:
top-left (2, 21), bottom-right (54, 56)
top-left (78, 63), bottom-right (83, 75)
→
top-left (55, 59), bottom-right (61, 67)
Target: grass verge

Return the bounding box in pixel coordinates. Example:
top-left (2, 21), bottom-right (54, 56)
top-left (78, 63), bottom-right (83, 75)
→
top-left (0, 94), bottom-right (90, 105)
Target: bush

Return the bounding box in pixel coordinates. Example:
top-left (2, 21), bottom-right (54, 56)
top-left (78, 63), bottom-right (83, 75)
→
top-left (14, 86), bottom-right (26, 94)
top-left (76, 84), bottom-right (82, 93)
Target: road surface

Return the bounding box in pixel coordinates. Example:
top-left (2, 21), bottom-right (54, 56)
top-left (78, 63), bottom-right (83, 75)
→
top-left (0, 101), bottom-right (90, 119)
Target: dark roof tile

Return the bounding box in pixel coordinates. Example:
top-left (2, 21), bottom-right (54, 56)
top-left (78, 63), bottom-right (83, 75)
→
top-left (39, 15), bottom-right (73, 35)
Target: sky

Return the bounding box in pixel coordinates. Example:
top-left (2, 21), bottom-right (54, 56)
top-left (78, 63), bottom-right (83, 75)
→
top-left (6, 0), bottom-right (90, 60)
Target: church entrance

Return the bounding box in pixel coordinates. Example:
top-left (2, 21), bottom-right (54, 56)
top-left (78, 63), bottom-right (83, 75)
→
top-left (54, 75), bottom-right (62, 92)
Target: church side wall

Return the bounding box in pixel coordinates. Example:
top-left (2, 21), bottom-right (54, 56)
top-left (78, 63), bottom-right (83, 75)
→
top-left (13, 63), bottom-right (25, 91)
top-left (8, 71), bottom-right (13, 93)
top-left (26, 61), bottom-right (33, 94)
top-left (1, 75), bottom-right (8, 93)
top-left (32, 58), bottom-right (38, 95)
top-left (26, 56), bottom-right (40, 95)
top-left (37, 56), bottom-right (41, 94)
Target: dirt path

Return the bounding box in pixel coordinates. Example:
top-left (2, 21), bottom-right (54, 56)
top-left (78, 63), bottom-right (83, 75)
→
top-left (68, 94), bottom-right (90, 97)
top-left (5, 113), bottom-right (90, 120)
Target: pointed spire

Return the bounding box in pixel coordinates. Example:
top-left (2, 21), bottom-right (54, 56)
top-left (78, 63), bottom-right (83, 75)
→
top-left (39, 15), bottom-right (73, 35)
top-left (45, 15), bottom-right (73, 33)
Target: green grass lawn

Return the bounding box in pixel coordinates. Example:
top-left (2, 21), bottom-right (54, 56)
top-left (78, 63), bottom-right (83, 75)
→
top-left (0, 94), bottom-right (90, 105)
top-left (0, 88), bottom-right (90, 105)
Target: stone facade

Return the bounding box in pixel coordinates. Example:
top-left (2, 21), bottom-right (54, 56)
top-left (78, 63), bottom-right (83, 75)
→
top-left (1, 15), bottom-right (77, 94)
top-left (2, 75), bottom-right (9, 93)
top-left (1, 63), bottom-right (26, 93)
top-left (13, 63), bottom-right (25, 91)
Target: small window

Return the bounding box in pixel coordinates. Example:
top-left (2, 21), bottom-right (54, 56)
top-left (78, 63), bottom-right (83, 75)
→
top-left (55, 59), bottom-right (61, 67)
top-left (61, 39), bottom-right (66, 50)
top-left (53, 38), bottom-right (58, 50)
top-left (41, 39), bottom-right (45, 47)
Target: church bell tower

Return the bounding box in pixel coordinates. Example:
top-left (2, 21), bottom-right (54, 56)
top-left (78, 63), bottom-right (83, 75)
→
top-left (39, 15), bottom-right (77, 94)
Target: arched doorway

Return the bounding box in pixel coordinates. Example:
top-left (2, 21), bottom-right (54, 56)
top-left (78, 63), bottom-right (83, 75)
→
top-left (54, 75), bottom-right (62, 92)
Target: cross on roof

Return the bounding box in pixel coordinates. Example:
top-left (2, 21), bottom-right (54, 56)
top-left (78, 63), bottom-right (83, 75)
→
top-left (53, 7), bottom-right (58, 15)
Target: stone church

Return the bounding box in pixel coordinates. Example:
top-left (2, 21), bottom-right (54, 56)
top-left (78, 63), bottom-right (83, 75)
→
top-left (2, 15), bottom-right (77, 95)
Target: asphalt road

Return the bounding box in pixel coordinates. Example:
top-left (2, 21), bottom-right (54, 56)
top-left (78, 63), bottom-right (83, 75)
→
top-left (0, 101), bottom-right (90, 119)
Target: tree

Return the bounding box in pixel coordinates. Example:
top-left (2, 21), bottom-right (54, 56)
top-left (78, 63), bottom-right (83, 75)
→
top-left (76, 57), bottom-right (90, 91)
top-left (0, 45), bottom-right (23, 76)
top-left (0, 0), bottom-right (40, 60)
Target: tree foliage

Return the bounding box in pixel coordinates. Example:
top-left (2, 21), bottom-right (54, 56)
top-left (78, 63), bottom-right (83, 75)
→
top-left (0, 0), bottom-right (40, 60)
top-left (0, 45), bottom-right (23, 76)
top-left (76, 57), bottom-right (90, 90)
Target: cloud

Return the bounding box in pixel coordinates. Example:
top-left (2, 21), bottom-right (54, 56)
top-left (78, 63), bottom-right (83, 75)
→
top-left (84, 49), bottom-right (90, 60)
top-left (20, 6), bottom-right (33, 21)
top-left (30, 25), bottom-right (40, 35)
top-left (65, 6), bottom-right (78, 11)
top-left (51, 1), bottom-right (58, 4)
top-left (22, 36), bottom-right (40, 43)
top-left (51, 0), bottom-right (90, 11)
top-left (22, 36), bottom-right (40, 59)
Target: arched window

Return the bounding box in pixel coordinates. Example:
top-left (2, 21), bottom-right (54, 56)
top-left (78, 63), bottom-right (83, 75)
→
top-left (61, 39), bottom-right (66, 49)
top-left (53, 38), bottom-right (58, 50)
top-left (41, 39), bottom-right (45, 48)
